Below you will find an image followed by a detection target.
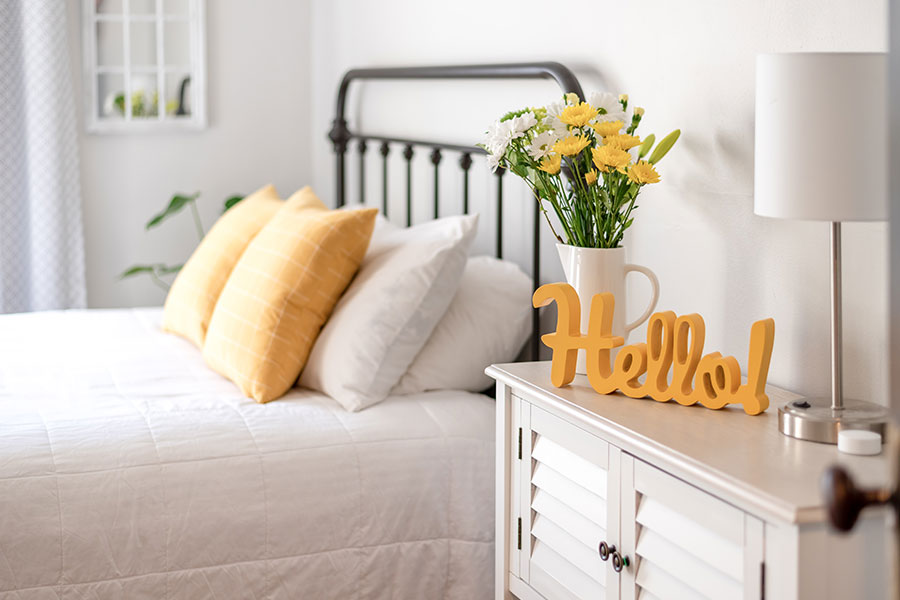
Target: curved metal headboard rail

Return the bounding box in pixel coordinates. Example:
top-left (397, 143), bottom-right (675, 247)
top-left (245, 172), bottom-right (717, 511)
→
top-left (329, 62), bottom-right (585, 206)
top-left (328, 62), bottom-right (585, 359)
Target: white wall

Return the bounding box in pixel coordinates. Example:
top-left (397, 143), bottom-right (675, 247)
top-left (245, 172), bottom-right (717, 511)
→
top-left (67, 0), bottom-right (313, 308)
top-left (309, 0), bottom-right (890, 404)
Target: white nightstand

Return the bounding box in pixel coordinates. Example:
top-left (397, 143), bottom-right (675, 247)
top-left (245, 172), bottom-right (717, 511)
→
top-left (487, 361), bottom-right (891, 600)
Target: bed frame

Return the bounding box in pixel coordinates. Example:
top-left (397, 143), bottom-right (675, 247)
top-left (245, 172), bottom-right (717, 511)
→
top-left (328, 62), bottom-right (585, 358)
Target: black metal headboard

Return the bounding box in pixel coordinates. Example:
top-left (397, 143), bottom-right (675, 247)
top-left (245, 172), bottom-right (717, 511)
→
top-left (328, 62), bottom-right (585, 358)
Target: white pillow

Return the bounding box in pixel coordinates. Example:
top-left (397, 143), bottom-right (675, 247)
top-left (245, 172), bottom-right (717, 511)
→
top-left (392, 256), bottom-right (533, 395)
top-left (298, 214), bottom-right (478, 411)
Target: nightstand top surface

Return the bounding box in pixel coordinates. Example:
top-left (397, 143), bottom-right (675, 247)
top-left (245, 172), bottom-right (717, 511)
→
top-left (487, 361), bottom-right (891, 524)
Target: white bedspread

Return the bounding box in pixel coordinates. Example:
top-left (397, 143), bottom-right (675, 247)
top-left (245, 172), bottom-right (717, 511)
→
top-left (0, 309), bottom-right (495, 599)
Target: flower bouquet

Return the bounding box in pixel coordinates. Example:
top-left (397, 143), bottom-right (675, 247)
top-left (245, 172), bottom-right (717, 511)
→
top-left (481, 92), bottom-right (679, 249)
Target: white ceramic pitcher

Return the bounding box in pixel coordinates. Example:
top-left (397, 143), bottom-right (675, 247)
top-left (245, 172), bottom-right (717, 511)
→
top-left (556, 244), bottom-right (660, 374)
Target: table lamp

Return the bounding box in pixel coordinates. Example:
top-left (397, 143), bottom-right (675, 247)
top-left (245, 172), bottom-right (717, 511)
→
top-left (754, 52), bottom-right (888, 444)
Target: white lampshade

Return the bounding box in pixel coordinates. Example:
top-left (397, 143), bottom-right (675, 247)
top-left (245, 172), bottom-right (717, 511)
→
top-left (754, 53), bottom-right (887, 221)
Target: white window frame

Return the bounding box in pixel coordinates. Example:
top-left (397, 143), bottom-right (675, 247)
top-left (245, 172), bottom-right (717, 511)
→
top-left (82, 0), bottom-right (207, 133)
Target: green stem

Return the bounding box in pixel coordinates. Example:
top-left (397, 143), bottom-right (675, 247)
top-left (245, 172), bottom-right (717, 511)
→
top-left (150, 266), bottom-right (171, 291)
top-left (189, 200), bottom-right (204, 241)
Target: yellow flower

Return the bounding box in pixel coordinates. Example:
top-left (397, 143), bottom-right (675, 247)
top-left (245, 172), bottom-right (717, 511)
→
top-left (558, 102), bottom-right (598, 128)
top-left (585, 170), bottom-right (598, 185)
top-left (628, 160), bottom-right (661, 184)
top-left (618, 93), bottom-right (629, 104)
top-left (591, 120), bottom-right (625, 138)
top-left (539, 154), bottom-right (562, 175)
top-left (565, 92), bottom-right (580, 105)
top-left (604, 134), bottom-right (642, 151)
top-left (552, 135), bottom-right (591, 157)
top-left (634, 106), bottom-right (645, 117)
top-left (591, 145), bottom-right (632, 173)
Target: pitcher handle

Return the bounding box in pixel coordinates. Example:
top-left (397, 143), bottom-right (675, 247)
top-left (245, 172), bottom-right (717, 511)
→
top-left (624, 264), bottom-right (660, 335)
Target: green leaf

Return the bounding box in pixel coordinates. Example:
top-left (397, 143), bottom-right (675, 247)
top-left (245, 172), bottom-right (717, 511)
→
top-left (223, 195), bottom-right (244, 213)
top-left (156, 264), bottom-right (184, 274)
top-left (119, 264), bottom-right (159, 279)
top-left (638, 134), bottom-right (655, 159)
top-left (114, 93), bottom-right (125, 115)
top-left (145, 193), bottom-right (200, 229)
top-left (648, 129), bottom-right (681, 165)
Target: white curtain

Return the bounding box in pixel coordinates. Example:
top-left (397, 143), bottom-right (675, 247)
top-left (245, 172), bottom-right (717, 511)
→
top-left (0, 0), bottom-right (86, 313)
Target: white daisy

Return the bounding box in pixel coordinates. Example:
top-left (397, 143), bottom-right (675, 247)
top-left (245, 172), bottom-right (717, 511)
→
top-left (486, 151), bottom-right (502, 172)
top-left (527, 130), bottom-right (560, 160)
top-left (509, 111), bottom-right (537, 138)
top-left (588, 91), bottom-right (628, 123)
top-left (483, 119), bottom-right (513, 157)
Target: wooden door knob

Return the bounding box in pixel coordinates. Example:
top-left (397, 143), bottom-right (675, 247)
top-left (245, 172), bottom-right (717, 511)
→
top-left (821, 466), bottom-right (896, 532)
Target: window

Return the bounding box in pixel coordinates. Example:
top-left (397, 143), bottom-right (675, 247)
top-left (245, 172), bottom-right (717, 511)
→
top-left (82, 0), bottom-right (206, 132)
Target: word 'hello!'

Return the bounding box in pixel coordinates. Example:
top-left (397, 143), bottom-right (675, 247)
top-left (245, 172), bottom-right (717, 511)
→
top-left (534, 283), bottom-right (775, 416)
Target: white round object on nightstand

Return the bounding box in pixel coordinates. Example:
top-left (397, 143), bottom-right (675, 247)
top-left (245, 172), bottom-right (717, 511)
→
top-left (837, 430), bottom-right (882, 455)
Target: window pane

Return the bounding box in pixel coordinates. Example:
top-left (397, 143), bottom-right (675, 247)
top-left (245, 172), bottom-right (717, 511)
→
top-left (98, 73), bottom-right (125, 119)
top-left (163, 20), bottom-right (191, 66)
top-left (130, 0), bottom-right (157, 14)
top-left (163, 0), bottom-right (189, 16)
top-left (95, 0), bottom-right (123, 15)
top-left (96, 21), bottom-right (124, 67)
top-left (129, 21), bottom-right (157, 67)
top-left (128, 75), bottom-right (159, 119)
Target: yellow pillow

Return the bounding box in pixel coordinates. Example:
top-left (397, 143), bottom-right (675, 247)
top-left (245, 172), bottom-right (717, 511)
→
top-left (202, 187), bottom-right (377, 403)
top-left (161, 184), bottom-right (282, 347)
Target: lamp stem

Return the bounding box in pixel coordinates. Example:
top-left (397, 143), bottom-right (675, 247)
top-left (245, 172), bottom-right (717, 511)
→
top-left (830, 221), bottom-right (844, 411)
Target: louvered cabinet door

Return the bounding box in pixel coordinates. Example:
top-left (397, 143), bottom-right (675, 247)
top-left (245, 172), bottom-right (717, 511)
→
top-left (620, 457), bottom-right (764, 600)
top-left (518, 401), bottom-right (620, 600)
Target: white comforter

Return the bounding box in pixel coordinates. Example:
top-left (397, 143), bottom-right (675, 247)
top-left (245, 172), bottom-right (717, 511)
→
top-left (0, 309), bottom-right (495, 599)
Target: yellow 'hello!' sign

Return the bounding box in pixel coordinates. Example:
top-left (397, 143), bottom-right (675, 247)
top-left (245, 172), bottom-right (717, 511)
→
top-left (534, 283), bottom-right (775, 415)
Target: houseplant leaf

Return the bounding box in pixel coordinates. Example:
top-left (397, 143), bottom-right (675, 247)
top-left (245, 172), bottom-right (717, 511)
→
top-left (119, 264), bottom-right (160, 279)
top-left (145, 193), bottom-right (200, 229)
top-left (223, 195), bottom-right (244, 213)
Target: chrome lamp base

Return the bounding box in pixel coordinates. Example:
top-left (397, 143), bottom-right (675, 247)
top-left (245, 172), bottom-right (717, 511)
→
top-left (778, 397), bottom-right (888, 444)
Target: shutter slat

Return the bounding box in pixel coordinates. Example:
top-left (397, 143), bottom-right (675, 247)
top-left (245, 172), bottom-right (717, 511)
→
top-left (531, 405), bottom-right (608, 468)
top-left (636, 529), bottom-right (743, 600)
top-left (637, 497), bottom-right (743, 581)
top-left (532, 435), bottom-right (607, 497)
top-left (532, 543), bottom-right (606, 600)
top-left (532, 488), bottom-right (606, 550)
top-left (634, 460), bottom-right (743, 544)
top-left (532, 514), bottom-right (606, 584)
top-left (636, 559), bottom-right (706, 600)
top-left (532, 462), bottom-right (606, 527)
top-left (638, 589), bottom-right (665, 600)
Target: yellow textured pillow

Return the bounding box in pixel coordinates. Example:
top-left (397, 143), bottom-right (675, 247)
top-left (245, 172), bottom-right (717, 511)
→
top-left (161, 184), bottom-right (282, 347)
top-left (202, 188), bottom-right (377, 403)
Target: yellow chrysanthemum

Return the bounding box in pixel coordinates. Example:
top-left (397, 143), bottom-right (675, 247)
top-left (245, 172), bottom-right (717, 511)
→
top-left (584, 170), bottom-right (598, 185)
top-left (558, 102), bottom-right (598, 128)
top-left (591, 145), bottom-right (632, 173)
top-left (604, 134), bottom-right (642, 151)
top-left (591, 120), bottom-right (625, 138)
top-left (552, 135), bottom-right (591, 157)
top-left (539, 154), bottom-right (562, 175)
top-left (628, 160), bottom-right (661, 184)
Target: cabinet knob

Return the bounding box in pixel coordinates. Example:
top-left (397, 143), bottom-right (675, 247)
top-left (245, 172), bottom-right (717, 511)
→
top-left (612, 551), bottom-right (630, 573)
top-left (598, 541), bottom-right (613, 561)
top-left (821, 466), bottom-right (896, 532)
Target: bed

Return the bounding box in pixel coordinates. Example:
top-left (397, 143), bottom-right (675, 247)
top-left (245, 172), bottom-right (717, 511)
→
top-left (0, 63), bottom-right (585, 599)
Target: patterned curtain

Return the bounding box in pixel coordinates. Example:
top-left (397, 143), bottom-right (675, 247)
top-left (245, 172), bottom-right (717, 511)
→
top-left (0, 0), bottom-right (86, 313)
